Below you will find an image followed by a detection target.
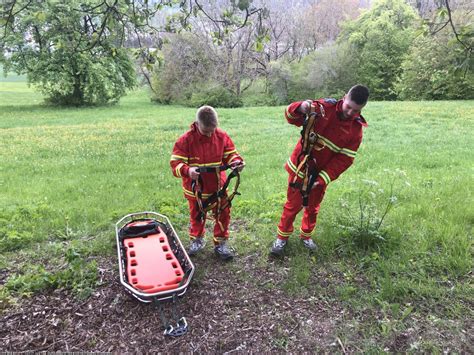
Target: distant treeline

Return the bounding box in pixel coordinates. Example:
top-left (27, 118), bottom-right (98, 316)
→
top-left (149, 0), bottom-right (473, 107)
top-left (1, 0), bottom-right (471, 106)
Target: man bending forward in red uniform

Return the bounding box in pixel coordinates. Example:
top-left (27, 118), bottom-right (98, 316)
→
top-left (271, 85), bottom-right (369, 256)
top-left (170, 106), bottom-right (245, 261)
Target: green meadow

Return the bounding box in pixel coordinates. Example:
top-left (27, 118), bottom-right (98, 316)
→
top-left (1, 79), bottom-right (473, 351)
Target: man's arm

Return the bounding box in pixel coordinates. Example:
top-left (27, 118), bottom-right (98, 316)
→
top-left (223, 134), bottom-right (245, 171)
top-left (315, 132), bottom-right (363, 187)
top-left (285, 100), bottom-right (314, 126)
top-left (170, 137), bottom-right (191, 178)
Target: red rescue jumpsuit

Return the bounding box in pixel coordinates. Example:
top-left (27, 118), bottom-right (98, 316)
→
top-left (170, 122), bottom-right (244, 244)
top-left (277, 99), bottom-right (367, 241)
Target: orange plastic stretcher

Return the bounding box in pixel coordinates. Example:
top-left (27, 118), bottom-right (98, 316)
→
top-left (116, 212), bottom-right (195, 336)
top-left (124, 224), bottom-right (184, 294)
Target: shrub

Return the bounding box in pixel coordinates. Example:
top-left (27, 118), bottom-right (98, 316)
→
top-left (190, 84), bottom-right (243, 108)
top-left (241, 78), bottom-right (280, 106)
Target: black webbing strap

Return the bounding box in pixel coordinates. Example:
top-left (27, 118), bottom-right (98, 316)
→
top-left (290, 101), bottom-right (324, 207)
top-left (191, 165), bottom-right (241, 219)
top-left (154, 294), bottom-right (188, 337)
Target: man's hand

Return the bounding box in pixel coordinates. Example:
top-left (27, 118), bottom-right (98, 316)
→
top-left (231, 161), bottom-right (245, 172)
top-left (188, 167), bottom-right (200, 180)
top-left (297, 100), bottom-right (312, 115)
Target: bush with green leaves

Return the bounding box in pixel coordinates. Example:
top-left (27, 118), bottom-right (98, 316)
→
top-left (190, 83), bottom-right (243, 108)
top-left (150, 34), bottom-right (214, 105)
top-left (241, 78), bottom-right (280, 106)
top-left (265, 42), bottom-right (360, 104)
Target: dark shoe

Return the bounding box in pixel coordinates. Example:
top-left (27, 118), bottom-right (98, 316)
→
top-left (214, 241), bottom-right (234, 261)
top-left (188, 237), bottom-right (205, 256)
top-left (301, 238), bottom-right (318, 251)
top-left (270, 238), bottom-right (287, 256)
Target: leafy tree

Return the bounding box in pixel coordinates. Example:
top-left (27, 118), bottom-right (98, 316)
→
top-left (0, 0), bottom-right (163, 105)
top-left (396, 27), bottom-right (474, 100)
top-left (150, 0), bottom-right (266, 107)
top-left (150, 33), bottom-right (214, 105)
top-left (267, 42), bottom-right (360, 104)
top-left (340, 0), bottom-right (419, 100)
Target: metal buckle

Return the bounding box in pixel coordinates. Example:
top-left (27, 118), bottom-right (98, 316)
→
top-left (163, 317), bottom-right (188, 337)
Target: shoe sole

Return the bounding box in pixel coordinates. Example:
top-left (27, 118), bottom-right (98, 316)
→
top-left (269, 248), bottom-right (285, 257)
top-left (215, 252), bottom-right (234, 261)
top-left (188, 247), bottom-right (205, 256)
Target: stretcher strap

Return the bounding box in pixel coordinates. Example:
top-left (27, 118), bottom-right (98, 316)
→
top-left (155, 294), bottom-right (188, 337)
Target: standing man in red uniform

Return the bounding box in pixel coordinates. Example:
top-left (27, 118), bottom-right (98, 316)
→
top-left (271, 85), bottom-right (369, 256)
top-left (170, 106), bottom-right (245, 261)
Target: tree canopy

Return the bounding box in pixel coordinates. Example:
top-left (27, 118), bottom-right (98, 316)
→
top-left (0, 0), bottom-right (165, 105)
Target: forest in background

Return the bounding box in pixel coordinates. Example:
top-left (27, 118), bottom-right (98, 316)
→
top-left (1, 0), bottom-right (473, 106)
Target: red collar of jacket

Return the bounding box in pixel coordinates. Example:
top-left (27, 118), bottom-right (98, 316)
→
top-left (190, 122), bottom-right (214, 142)
top-left (336, 99), bottom-right (368, 127)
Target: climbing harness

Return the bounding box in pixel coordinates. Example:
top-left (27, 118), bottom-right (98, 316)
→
top-left (191, 164), bottom-right (241, 231)
top-left (289, 100), bottom-right (326, 206)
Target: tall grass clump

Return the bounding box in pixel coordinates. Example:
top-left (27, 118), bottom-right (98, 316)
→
top-left (335, 169), bottom-right (409, 253)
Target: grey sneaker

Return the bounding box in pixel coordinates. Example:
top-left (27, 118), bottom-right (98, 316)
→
top-left (301, 238), bottom-right (318, 251)
top-left (188, 237), bottom-right (206, 256)
top-left (270, 238), bottom-right (287, 256)
top-left (214, 241), bottom-right (234, 261)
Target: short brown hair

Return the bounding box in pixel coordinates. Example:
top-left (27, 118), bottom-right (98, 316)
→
top-left (196, 106), bottom-right (218, 127)
top-left (348, 85), bottom-right (369, 105)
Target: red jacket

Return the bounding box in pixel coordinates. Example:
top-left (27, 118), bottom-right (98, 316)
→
top-left (170, 122), bottom-right (243, 200)
top-left (284, 98), bottom-right (367, 186)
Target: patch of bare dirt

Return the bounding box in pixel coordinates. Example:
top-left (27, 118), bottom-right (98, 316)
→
top-left (1, 251), bottom-right (472, 352)
top-left (1, 253), bottom-right (347, 352)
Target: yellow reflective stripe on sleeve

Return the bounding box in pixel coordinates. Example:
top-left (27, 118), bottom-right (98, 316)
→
top-left (287, 158), bottom-right (305, 179)
top-left (175, 163), bottom-right (184, 177)
top-left (319, 136), bottom-right (341, 153)
top-left (277, 227), bottom-right (292, 237)
top-left (171, 154), bottom-right (188, 162)
top-left (319, 170), bottom-right (331, 185)
top-left (183, 189), bottom-right (194, 198)
top-left (299, 229), bottom-right (313, 237)
top-left (227, 155), bottom-right (239, 164)
top-left (341, 148), bottom-right (357, 158)
top-left (223, 149), bottom-right (237, 157)
top-left (189, 161), bottom-right (222, 167)
top-left (318, 135), bottom-right (357, 158)
top-left (285, 106), bottom-right (295, 119)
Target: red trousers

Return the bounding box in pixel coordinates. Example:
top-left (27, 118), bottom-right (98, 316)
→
top-left (277, 184), bottom-right (327, 240)
top-left (188, 199), bottom-right (230, 245)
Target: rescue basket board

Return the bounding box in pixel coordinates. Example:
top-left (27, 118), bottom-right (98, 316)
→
top-left (124, 227), bottom-right (184, 294)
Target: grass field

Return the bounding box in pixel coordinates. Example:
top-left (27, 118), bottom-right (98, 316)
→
top-left (1, 79), bottom-right (473, 351)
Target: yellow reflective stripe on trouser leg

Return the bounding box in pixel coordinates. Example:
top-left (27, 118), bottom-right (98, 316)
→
top-left (277, 227), bottom-right (292, 238)
top-left (299, 229), bottom-right (313, 238)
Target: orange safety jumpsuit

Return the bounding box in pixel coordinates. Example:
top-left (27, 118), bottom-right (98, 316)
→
top-left (277, 98), bottom-right (368, 241)
top-left (170, 122), bottom-right (244, 244)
